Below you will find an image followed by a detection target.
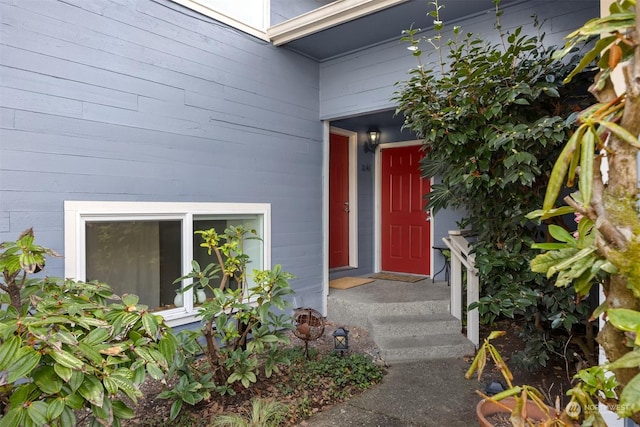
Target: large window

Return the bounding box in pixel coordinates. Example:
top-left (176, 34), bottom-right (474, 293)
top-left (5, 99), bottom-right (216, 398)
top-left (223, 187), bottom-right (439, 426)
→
top-left (65, 202), bottom-right (270, 326)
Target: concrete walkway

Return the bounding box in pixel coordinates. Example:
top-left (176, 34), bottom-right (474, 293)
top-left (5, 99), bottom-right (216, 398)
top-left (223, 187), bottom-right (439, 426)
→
top-left (301, 357), bottom-right (480, 426)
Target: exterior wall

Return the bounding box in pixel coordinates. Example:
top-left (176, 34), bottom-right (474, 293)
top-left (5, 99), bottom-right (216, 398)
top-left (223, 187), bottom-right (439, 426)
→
top-left (319, 0), bottom-right (601, 120)
top-left (0, 0), bottom-right (324, 310)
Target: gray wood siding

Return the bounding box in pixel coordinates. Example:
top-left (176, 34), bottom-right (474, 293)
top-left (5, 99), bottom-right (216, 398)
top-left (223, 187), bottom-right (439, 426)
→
top-left (319, 0), bottom-right (600, 120)
top-left (0, 0), bottom-right (323, 307)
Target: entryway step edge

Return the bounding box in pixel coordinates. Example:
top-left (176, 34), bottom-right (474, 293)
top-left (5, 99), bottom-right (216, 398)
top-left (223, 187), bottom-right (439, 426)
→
top-left (368, 313), bottom-right (462, 338)
top-left (376, 333), bottom-right (476, 362)
top-left (327, 297), bottom-right (450, 329)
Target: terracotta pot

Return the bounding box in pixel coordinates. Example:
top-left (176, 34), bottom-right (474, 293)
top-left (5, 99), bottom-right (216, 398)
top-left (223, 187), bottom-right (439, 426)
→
top-left (476, 397), bottom-right (556, 427)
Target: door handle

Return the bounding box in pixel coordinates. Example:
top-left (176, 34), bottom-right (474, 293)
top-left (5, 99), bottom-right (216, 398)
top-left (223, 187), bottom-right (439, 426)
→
top-left (343, 202), bottom-right (350, 213)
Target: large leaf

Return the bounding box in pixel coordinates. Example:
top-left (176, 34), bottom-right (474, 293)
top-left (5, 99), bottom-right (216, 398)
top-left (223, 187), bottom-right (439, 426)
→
top-left (78, 342), bottom-right (103, 365)
top-left (526, 205), bottom-right (575, 221)
top-left (0, 408), bottom-right (24, 427)
top-left (548, 224), bottom-right (578, 245)
top-left (7, 347), bottom-right (41, 383)
top-left (605, 349), bottom-right (640, 370)
top-left (146, 362), bottom-right (165, 381)
top-left (547, 247), bottom-right (597, 278)
top-left (68, 370), bottom-right (84, 393)
top-left (599, 120), bottom-right (640, 148)
top-left (159, 334), bottom-right (177, 362)
top-left (81, 327), bottom-right (112, 346)
top-left (169, 400), bottom-right (183, 421)
top-left (121, 294), bottom-right (139, 306)
top-left (26, 401), bottom-right (47, 426)
top-left (560, 36), bottom-right (616, 83)
top-left (530, 247), bottom-right (578, 274)
top-left (50, 330), bottom-right (79, 346)
top-left (617, 372), bottom-right (640, 418)
top-left (141, 313), bottom-right (160, 338)
top-left (32, 365), bottom-right (63, 394)
top-left (607, 308), bottom-right (640, 345)
top-left (543, 126), bottom-right (584, 211)
top-left (59, 407), bottom-right (76, 426)
top-left (108, 374), bottom-right (142, 403)
top-left (78, 375), bottom-right (104, 407)
top-left (50, 349), bottom-right (84, 370)
top-left (46, 397), bottom-right (66, 421)
top-left (0, 335), bottom-right (21, 371)
top-left (103, 376), bottom-right (119, 396)
top-left (112, 400), bottom-right (135, 420)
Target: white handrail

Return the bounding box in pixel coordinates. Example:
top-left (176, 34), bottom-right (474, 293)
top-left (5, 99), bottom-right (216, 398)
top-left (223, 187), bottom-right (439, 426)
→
top-left (443, 230), bottom-right (479, 349)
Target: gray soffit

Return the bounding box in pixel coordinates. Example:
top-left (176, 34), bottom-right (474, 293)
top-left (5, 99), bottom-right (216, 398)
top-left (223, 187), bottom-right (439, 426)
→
top-left (271, 0), bottom-right (524, 62)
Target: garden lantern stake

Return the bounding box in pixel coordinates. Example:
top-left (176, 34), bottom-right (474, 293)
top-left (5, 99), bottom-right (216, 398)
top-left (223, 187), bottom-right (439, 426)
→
top-left (332, 326), bottom-right (349, 354)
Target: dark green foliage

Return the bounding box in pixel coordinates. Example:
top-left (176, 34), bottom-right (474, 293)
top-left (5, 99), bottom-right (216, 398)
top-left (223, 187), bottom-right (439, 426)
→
top-left (394, 3), bottom-right (596, 369)
top-left (285, 348), bottom-right (384, 401)
top-left (0, 230), bottom-right (176, 427)
top-left (159, 225), bottom-right (295, 420)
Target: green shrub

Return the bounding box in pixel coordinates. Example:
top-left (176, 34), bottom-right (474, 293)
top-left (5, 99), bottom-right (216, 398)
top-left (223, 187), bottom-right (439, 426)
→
top-left (159, 225), bottom-right (295, 420)
top-left (393, 0), bottom-right (597, 369)
top-left (291, 351), bottom-right (384, 400)
top-left (0, 229), bottom-right (176, 427)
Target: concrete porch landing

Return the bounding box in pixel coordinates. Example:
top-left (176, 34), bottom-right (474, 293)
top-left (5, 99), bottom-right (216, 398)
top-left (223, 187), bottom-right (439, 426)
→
top-left (327, 277), bottom-right (475, 363)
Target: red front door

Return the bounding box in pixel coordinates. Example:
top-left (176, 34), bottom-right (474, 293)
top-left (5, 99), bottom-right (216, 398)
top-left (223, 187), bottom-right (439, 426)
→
top-left (381, 145), bottom-right (431, 275)
top-left (329, 133), bottom-right (350, 268)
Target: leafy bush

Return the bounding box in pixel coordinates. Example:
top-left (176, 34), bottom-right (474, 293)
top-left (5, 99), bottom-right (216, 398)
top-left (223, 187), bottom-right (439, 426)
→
top-left (393, 1), bottom-right (597, 368)
top-left (159, 225), bottom-right (295, 420)
top-left (0, 229), bottom-right (176, 427)
top-left (287, 349), bottom-right (384, 400)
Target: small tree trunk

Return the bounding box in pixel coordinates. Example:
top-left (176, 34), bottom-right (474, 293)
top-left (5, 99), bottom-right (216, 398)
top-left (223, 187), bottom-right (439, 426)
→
top-left (595, 12), bottom-right (640, 420)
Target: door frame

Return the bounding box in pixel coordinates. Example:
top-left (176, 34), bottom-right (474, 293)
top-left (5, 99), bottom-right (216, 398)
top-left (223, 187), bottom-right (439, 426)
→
top-left (373, 140), bottom-right (434, 275)
top-left (329, 126), bottom-right (359, 269)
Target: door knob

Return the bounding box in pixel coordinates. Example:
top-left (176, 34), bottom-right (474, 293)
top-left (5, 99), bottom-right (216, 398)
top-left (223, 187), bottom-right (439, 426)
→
top-left (343, 202), bottom-right (350, 213)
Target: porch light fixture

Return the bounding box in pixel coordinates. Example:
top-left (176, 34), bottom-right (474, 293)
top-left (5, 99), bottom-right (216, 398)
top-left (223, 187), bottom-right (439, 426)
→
top-left (364, 127), bottom-right (380, 153)
top-left (332, 326), bottom-right (349, 354)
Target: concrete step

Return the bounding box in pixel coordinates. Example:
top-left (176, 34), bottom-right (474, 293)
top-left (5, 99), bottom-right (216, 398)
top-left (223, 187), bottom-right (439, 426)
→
top-left (368, 313), bottom-right (462, 339)
top-left (328, 296), bottom-right (450, 329)
top-left (376, 333), bottom-right (476, 363)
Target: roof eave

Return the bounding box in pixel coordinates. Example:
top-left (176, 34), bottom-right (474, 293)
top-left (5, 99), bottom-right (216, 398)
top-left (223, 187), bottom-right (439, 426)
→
top-left (267, 0), bottom-right (408, 46)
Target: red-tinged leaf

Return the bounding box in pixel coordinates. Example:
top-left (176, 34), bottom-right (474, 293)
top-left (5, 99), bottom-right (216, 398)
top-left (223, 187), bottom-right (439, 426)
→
top-left (608, 43), bottom-right (622, 69)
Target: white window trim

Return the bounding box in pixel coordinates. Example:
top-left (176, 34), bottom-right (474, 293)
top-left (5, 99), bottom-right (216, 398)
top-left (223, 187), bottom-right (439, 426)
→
top-left (171, 0), bottom-right (270, 41)
top-left (64, 201), bottom-right (271, 327)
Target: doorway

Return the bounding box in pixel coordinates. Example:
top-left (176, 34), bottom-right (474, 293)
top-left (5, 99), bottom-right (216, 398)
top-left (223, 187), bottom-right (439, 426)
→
top-left (329, 129), bottom-right (358, 269)
top-left (379, 144), bottom-right (431, 275)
